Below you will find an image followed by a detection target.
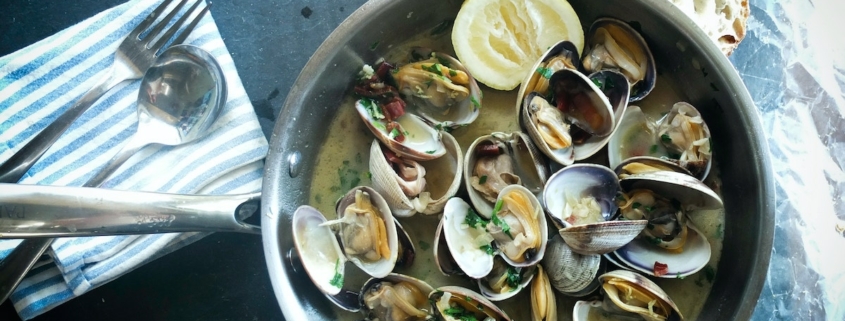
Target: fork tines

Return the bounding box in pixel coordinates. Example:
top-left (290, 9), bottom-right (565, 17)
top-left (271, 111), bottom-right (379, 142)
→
top-left (133, 0), bottom-right (211, 52)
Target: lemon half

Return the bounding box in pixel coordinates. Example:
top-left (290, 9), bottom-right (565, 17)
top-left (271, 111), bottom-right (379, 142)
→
top-left (452, 0), bottom-right (584, 90)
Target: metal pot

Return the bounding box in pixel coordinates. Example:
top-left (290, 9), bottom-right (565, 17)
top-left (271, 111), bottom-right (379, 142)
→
top-left (261, 0), bottom-right (773, 320)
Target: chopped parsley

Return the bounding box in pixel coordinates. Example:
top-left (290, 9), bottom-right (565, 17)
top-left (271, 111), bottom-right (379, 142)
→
top-left (536, 66), bottom-right (553, 79)
top-left (443, 306), bottom-right (479, 321)
top-left (435, 55), bottom-right (452, 68)
top-left (314, 194), bottom-right (322, 204)
top-left (464, 208), bottom-right (484, 228)
top-left (506, 266), bottom-right (521, 290)
top-left (366, 171), bottom-right (372, 180)
top-left (592, 77), bottom-right (604, 89)
top-left (668, 153), bottom-right (682, 160)
top-left (703, 265), bottom-right (716, 282)
top-left (329, 259), bottom-right (343, 287)
top-left (361, 98), bottom-right (384, 120)
top-left (649, 144), bottom-right (659, 154)
top-left (418, 240), bottom-right (431, 251)
top-left (605, 76), bottom-right (616, 89)
top-left (449, 69), bottom-right (458, 77)
top-left (369, 41), bottom-right (380, 51)
top-left (632, 202), bottom-right (642, 209)
top-left (490, 199), bottom-right (513, 239)
top-left (425, 150), bottom-right (436, 154)
top-left (480, 244), bottom-right (495, 255)
top-left (470, 96), bottom-right (481, 110)
top-left (434, 123), bottom-right (443, 131)
top-left (478, 175), bottom-right (488, 184)
top-left (676, 272), bottom-right (685, 279)
top-left (424, 79), bottom-right (433, 88)
top-left (661, 134), bottom-right (672, 143)
top-left (390, 127), bottom-right (401, 139)
top-left (648, 236), bottom-right (663, 245)
top-left (644, 205), bottom-right (654, 212)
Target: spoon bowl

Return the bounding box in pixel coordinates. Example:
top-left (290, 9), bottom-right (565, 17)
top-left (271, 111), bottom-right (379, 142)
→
top-left (87, 44), bottom-right (227, 185)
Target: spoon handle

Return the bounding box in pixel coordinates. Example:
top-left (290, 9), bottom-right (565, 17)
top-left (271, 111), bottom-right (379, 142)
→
top-left (0, 64), bottom-right (133, 184)
top-left (0, 183), bottom-right (261, 238)
top-left (84, 133), bottom-right (149, 187)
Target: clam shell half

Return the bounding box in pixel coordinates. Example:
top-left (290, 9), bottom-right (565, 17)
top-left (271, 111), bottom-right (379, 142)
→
top-left (334, 186), bottom-right (400, 278)
top-left (370, 131), bottom-right (463, 217)
top-left (582, 17), bottom-right (657, 102)
top-left (291, 205), bottom-right (347, 296)
top-left (355, 99), bottom-right (446, 161)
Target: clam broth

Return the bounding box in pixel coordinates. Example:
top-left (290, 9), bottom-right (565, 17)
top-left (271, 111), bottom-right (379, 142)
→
top-left (306, 25), bottom-right (725, 321)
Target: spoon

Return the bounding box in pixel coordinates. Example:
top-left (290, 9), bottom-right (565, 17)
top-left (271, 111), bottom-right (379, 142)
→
top-left (0, 44), bottom-right (227, 303)
top-left (86, 44), bottom-right (227, 185)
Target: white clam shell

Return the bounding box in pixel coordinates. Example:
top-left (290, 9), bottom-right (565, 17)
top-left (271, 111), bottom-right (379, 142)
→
top-left (334, 186), bottom-right (399, 278)
top-left (369, 132), bottom-right (463, 217)
top-left (573, 70), bottom-right (630, 161)
top-left (359, 273), bottom-right (435, 319)
top-left (430, 286), bottom-right (512, 321)
top-left (464, 131), bottom-right (549, 218)
top-left (598, 270), bottom-right (684, 320)
top-left (619, 170), bottom-right (723, 210)
top-left (572, 300), bottom-right (603, 321)
top-left (608, 105), bottom-right (658, 169)
top-left (355, 99), bottom-right (446, 161)
top-left (611, 221), bottom-right (711, 278)
top-left (494, 185), bottom-right (549, 268)
top-left (442, 197), bottom-right (495, 279)
top-left (291, 205), bottom-right (347, 295)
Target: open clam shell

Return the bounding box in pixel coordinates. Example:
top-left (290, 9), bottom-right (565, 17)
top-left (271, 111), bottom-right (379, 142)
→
top-left (370, 131), bottom-right (463, 217)
top-left (608, 105), bottom-right (662, 169)
top-left (530, 264), bottom-right (557, 321)
top-left (430, 286), bottom-right (512, 321)
top-left (291, 205), bottom-right (348, 296)
top-left (395, 51), bottom-right (482, 130)
top-left (490, 185), bottom-right (548, 267)
top-left (441, 197), bottom-right (496, 279)
top-left (573, 70), bottom-right (630, 161)
top-left (619, 170), bottom-right (723, 210)
top-left (516, 40), bottom-right (583, 110)
top-left (359, 273), bottom-right (435, 321)
top-left (582, 17), bottom-right (657, 102)
top-left (543, 164), bottom-right (646, 255)
top-left (464, 132), bottom-right (549, 218)
top-left (478, 257), bottom-right (536, 301)
top-left (522, 68), bottom-right (616, 166)
top-left (611, 221), bottom-right (712, 278)
top-left (541, 235), bottom-right (602, 296)
top-left (614, 156), bottom-right (693, 177)
top-left (597, 270), bottom-right (684, 320)
top-left (356, 99), bottom-right (446, 161)
top-left (332, 186), bottom-right (400, 278)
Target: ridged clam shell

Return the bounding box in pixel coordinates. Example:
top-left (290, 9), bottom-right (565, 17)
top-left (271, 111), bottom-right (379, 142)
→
top-left (464, 131), bottom-right (548, 218)
top-left (558, 220), bottom-right (647, 255)
top-left (370, 131), bottom-right (463, 217)
top-left (541, 235), bottom-right (601, 295)
top-left (334, 186), bottom-right (399, 278)
top-left (291, 205), bottom-right (347, 296)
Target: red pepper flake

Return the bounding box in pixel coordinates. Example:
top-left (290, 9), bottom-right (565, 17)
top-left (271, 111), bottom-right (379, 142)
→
top-left (653, 261), bottom-right (669, 277)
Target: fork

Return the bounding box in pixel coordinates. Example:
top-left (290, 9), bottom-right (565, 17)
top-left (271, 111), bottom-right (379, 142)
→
top-left (0, 0), bottom-right (210, 303)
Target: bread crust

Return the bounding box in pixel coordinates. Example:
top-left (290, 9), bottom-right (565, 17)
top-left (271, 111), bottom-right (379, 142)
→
top-left (669, 0), bottom-right (750, 55)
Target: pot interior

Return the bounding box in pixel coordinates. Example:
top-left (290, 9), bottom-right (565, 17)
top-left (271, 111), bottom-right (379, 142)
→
top-left (261, 0), bottom-right (774, 320)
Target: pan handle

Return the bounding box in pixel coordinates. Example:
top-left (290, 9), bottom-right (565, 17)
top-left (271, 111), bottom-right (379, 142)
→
top-left (0, 183), bottom-right (261, 238)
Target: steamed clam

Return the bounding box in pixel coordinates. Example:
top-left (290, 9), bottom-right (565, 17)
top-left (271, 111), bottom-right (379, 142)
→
top-left (465, 132), bottom-right (548, 217)
top-left (540, 235), bottom-right (602, 296)
top-left (610, 170), bottom-right (722, 277)
top-left (582, 18), bottom-right (657, 102)
top-left (370, 131), bottom-right (463, 217)
top-left (521, 68), bottom-right (617, 165)
top-left (360, 274), bottom-right (435, 321)
top-left (478, 257), bottom-right (535, 301)
top-left (323, 186), bottom-right (399, 278)
top-left (394, 51), bottom-right (482, 129)
top-left (530, 265), bottom-right (557, 321)
top-left (573, 270), bottom-right (684, 321)
top-left (543, 164), bottom-right (647, 255)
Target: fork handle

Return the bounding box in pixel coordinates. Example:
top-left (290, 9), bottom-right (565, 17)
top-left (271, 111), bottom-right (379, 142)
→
top-left (0, 63), bottom-right (135, 183)
top-left (0, 239), bottom-right (51, 303)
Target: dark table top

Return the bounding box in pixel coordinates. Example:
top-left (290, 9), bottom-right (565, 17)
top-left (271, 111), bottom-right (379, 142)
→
top-left (1, 0), bottom-right (365, 319)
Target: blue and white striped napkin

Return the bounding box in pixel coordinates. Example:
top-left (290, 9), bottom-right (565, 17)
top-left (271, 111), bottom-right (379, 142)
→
top-left (0, 0), bottom-right (268, 319)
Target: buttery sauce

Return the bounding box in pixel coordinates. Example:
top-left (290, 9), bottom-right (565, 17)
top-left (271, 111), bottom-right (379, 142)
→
top-left (306, 28), bottom-right (724, 321)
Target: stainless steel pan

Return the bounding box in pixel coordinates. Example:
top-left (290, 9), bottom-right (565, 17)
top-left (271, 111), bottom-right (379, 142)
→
top-left (261, 0), bottom-right (774, 320)
top-left (0, 0), bottom-right (773, 319)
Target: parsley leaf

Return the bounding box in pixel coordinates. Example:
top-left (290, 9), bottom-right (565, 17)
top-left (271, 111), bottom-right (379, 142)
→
top-left (592, 77), bottom-right (604, 89)
top-left (480, 244), bottom-right (495, 255)
top-left (471, 96), bottom-right (481, 110)
top-left (506, 266), bottom-right (521, 289)
top-left (329, 259), bottom-right (343, 287)
top-left (464, 208), bottom-right (484, 228)
top-left (361, 98), bottom-right (384, 120)
top-left (449, 69), bottom-right (457, 77)
top-left (478, 175), bottom-right (488, 184)
top-left (650, 144), bottom-right (658, 154)
top-left (425, 150), bottom-right (436, 154)
top-left (661, 134), bottom-right (672, 143)
top-left (491, 200), bottom-right (513, 239)
top-left (536, 66), bottom-right (553, 79)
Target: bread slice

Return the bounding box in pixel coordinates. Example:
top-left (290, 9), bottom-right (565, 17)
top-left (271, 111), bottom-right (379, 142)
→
top-left (667, 0), bottom-right (750, 55)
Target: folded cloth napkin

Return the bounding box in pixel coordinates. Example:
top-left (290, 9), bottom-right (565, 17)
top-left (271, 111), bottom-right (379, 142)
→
top-left (0, 0), bottom-right (269, 319)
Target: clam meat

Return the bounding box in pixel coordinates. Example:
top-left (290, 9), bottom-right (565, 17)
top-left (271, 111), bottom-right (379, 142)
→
top-left (617, 189), bottom-right (688, 251)
top-left (471, 149), bottom-right (521, 203)
top-left (487, 186), bottom-right (543, 265)
top-left (656, 102), bottom-right (712, 179)
top-left (361, 274), bottom-right (434, 321)
top-left (431, 286), bottom-right (511, 321)
top-left (582, 18), bottom-right (656, 101)
top-left (598, 270), bottom-right (684, 321)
